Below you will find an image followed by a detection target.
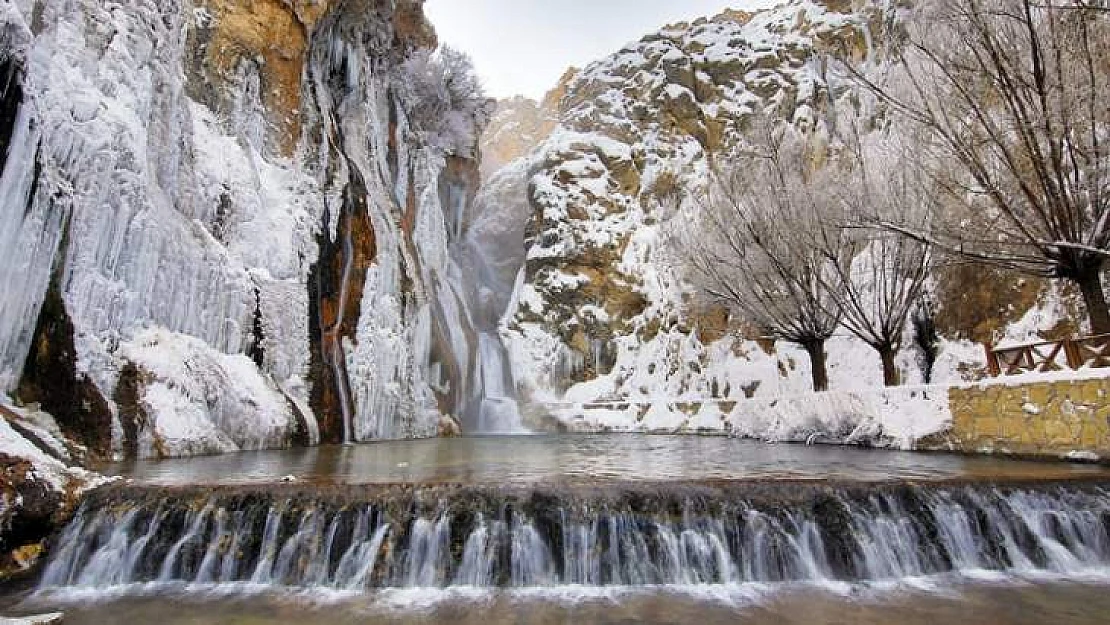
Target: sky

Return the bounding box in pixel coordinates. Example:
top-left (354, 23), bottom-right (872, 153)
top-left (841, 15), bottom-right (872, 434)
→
top-left (423, 1), bottom-right (777, 100)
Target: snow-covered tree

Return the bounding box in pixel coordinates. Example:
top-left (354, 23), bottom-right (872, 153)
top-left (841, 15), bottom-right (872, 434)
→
top-left (672, 123), bottom-right (842, 391)
top-left (813, 126), bottom-right (935, 386)
top-left (398, 46), bottom-right (492, 156)
top-left (851, 0), bottom-right (1110, 333)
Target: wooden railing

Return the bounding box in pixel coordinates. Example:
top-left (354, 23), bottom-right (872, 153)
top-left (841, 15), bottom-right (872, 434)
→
top-left (985, 334), bottom-right (1110, 376)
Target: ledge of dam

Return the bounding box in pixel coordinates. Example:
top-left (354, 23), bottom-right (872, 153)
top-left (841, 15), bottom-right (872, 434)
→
top-left (32, 475), bottom-right (1110, 592)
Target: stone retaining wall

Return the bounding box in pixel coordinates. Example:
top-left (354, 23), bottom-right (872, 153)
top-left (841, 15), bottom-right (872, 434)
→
top-left (930, 375), bottom-right (1110, 459)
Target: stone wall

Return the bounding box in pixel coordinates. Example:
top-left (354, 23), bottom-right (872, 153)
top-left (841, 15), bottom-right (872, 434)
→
top-left (932, 375), bottom-right (1110, 459)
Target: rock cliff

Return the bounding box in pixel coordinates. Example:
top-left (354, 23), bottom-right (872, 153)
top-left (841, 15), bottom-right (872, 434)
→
top-left (0, 0), bottom-right (490, 458)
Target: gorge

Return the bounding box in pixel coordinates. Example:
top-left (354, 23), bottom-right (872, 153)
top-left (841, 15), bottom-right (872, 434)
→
top-left (1, 0), bottom-right (1109, 622)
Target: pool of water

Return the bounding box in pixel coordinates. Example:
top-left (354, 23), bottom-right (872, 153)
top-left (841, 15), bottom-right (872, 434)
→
top-left (98, 434), bottom-right (1110, 486)
top-left (16, 576), bottom-right (1110, 624)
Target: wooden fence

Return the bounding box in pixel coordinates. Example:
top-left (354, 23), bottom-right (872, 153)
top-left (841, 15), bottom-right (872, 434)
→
top-left (985, 334), bottom-right (1110, 376)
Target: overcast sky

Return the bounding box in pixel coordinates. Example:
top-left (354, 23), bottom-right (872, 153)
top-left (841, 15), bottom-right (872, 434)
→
top-left (423, 1), bottom-right (777, 100)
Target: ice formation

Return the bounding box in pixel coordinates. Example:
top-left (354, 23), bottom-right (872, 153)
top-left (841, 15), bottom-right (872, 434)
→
top-left (0, 0), bottom-right (503, 457)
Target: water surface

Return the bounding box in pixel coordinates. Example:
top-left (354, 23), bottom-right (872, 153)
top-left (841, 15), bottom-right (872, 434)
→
top-left (19, 577), bottom-right (1110, 624)
top-left (99, 434), bottom-right (1110, 486)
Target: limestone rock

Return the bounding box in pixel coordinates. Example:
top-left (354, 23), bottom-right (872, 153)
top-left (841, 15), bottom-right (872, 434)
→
top-left (498, 1), bottom-right (883, 406)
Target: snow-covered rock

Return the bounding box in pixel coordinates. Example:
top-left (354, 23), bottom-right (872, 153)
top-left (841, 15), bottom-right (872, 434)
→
top-left (0, 401), bottom-right (105, 579)
top-left (494, 1), bottom-right (892, 413)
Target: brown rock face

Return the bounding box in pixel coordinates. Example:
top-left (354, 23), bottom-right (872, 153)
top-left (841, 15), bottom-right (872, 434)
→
top-left (933, 265), bottom-right (1082, 345)
top-left (18, 245), bottom-right (113, 460)
top-left (479, 67), bottom-right (577, 179)
top-left (0, 453), bottom-right (64, 581)
top-left (187, 0), bottom-right (316, 155)
top-left (480, 96), bottom-right (560, 179)
top-left (185, 0), bottom-right (434, 157)
top-left (308, 167), bottom-right (378, 444)
top-left (113, 362), bottom-right (151, 460)
top-left (392, 0), bottom-right (439, 50)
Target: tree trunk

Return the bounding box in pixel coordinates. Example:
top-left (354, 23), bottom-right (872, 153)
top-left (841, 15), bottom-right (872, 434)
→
top-left (1074, 269), bottom-right (1110, 336)
top-left (878, 345), bottom-right (900, 387)
top-left (802, 340), bottom-right (829, 392)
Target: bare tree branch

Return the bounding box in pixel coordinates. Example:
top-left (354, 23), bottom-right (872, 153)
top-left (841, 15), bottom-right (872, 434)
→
top-left (845, 0), bottom-right (1110, 332)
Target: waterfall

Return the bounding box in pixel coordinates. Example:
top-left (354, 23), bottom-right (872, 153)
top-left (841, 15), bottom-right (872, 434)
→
top-left (330, 191), bottom-right (357, 445)
top-left (38, 482), bottom-right (1110, 591)
top-left (474, 332), bottom-right (524, 433)
top-left (445, 168), bottom-right (528, 434)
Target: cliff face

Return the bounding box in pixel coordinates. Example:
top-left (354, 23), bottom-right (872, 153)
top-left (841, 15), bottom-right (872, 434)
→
top-left (489, 1), bottom-right (884, 417)
top-left (479, 77), bottom-right (568, 180)
top-left (0, 0), bottom-right (487, 458)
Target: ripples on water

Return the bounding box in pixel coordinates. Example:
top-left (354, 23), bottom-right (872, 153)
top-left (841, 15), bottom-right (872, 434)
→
top-left (98, 434), bottom-right (1110, 486)
top-left (20, 576), bottom-right (1110, 625)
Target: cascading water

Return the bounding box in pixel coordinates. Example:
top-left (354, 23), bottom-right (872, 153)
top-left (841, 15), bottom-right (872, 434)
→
top-left (442, 162), bottom-right (528, 434)
top-left (326, 204), bottom-right (357, 445)
top-left (38, 481), bottom-right (1110, 592)
top-left (474, 332), bottom-right (524, 433)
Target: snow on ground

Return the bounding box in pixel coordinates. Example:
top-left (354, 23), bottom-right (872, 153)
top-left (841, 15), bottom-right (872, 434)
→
top-left (547, 367), bottom-right (1110, 450)
top-left (546, 385), bottom-right (950, 450)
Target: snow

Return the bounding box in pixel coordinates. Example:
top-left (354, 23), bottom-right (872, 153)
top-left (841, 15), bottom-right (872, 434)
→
top-left (117, 328), bottom-right (305, 457)
top-left (2, 408), bottom-right (73, 463)
top-left (547, 382), bottom-right (953, 450)
top-left (1065, 450), bottom-right (1100, 462)
top-left (0, 0), bottom-right (497, 454)
top-left (0, 402), bottom-right (104, 493)
top-left (0, 613), bottom-right (65, 625)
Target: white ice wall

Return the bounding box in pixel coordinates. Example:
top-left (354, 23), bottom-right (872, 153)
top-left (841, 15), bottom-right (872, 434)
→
top-left (0, 0), bottom-right (484, 456)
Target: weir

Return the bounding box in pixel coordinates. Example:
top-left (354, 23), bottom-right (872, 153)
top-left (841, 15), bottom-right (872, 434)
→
top-left (37, 479), bottom-right (1110, 591)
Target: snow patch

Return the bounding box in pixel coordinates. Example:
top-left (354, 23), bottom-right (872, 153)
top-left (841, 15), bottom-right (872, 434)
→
top-left (118, 329), bottom-right (305, 458)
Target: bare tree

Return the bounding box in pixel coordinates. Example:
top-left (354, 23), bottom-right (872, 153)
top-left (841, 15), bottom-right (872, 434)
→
top-left (813, 128), bottom-right (935, 386)
top-left (671, 124), bottom-right (842, 391)
top-left (849, 0), bottom-right (1110, 333)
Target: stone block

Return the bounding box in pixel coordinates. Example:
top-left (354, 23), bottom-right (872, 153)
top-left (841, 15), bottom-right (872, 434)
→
top-left (975, 416), bottom-right (1001, 438)
top-left (1025, 384), bottom-right (1051, 406)
top-left (1044, 420), bottom-right (1074, 445)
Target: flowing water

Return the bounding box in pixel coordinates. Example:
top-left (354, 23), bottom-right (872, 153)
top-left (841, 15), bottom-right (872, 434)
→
top-left (19, 580), bottom-right (1110, 624)
top-left (9, 436), bottom-right (1110, 622)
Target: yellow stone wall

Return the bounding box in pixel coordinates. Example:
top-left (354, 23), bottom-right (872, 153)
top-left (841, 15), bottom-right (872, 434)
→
top-left (941, 376), bottom-right (1110, 457)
